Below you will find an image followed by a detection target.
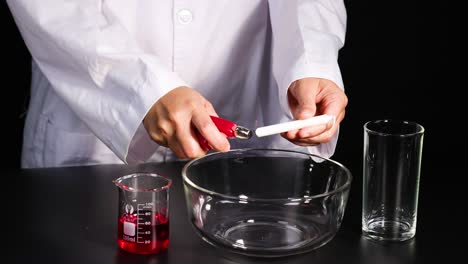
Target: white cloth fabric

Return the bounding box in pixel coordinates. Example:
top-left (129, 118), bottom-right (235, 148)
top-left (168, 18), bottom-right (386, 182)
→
top-left (7, 0), bottom-right (347, 168)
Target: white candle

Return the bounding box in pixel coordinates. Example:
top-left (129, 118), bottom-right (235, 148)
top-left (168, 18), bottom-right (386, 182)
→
top-left (255, 115), bottom-right (335, 137)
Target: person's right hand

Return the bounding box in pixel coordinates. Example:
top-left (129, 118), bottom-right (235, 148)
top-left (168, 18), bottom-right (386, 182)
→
top-left (143, 86), bottom-right (230, 159)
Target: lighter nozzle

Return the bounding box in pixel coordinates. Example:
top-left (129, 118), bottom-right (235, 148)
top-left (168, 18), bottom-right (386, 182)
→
top-left (234, 126), bottom-right (253, 139)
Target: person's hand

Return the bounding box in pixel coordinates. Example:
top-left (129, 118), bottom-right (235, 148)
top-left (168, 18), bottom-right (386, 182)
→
top-left (282, 77), bottom-right (348, 146)
top-left (143, 86), bottom-right (230, 159)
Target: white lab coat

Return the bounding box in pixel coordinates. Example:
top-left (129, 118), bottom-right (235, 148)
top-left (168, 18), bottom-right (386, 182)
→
top-left (7, 0), bottom-right (346, 168)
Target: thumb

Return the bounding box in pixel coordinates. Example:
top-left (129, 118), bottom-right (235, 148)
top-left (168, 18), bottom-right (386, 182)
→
top-left (288, 82), bottom-right (318, 120)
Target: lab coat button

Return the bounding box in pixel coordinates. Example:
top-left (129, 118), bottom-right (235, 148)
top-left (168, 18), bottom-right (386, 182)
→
top-left (177, 9), bottom-right (193, 24)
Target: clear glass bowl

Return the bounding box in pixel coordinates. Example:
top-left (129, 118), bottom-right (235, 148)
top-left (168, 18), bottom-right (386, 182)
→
top-left (181, 149), bottom-right (352, 257)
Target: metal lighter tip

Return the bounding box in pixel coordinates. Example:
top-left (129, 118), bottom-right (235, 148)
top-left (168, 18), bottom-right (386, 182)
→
top-left (234, 126), bottom-right (253, 139)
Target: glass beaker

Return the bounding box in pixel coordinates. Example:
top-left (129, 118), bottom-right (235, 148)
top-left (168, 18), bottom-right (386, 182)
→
top-left (113, 173), bottom-right (172, 254)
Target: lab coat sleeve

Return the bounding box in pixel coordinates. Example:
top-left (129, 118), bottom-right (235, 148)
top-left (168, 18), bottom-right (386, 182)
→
top-left (268, 0), bottom-right (346, 158)
top-left (6, 0), bottom-right (185, 163)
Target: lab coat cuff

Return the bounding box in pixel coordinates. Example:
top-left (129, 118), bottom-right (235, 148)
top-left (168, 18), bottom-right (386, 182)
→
top-left (126, 123), bottom-right (167, 164)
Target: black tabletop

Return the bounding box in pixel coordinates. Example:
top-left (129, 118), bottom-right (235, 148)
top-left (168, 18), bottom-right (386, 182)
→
top-left (12, 160), bottom-right (458, 264)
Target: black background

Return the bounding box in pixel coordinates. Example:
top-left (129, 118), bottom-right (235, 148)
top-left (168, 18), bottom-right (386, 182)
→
top-left (1, 1), bottom-right (454, 213)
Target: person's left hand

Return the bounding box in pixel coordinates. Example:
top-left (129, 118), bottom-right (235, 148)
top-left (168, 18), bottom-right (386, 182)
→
top-left (282, 77), bottom-right (348, 146)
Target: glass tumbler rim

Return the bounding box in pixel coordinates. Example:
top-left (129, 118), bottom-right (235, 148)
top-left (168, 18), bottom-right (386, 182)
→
top-left (181, 148), bottom-right (352, 203)
top-left (113, 173), bottom-right (172, 193)
top-left (364, 119), bottom-right (425, 137)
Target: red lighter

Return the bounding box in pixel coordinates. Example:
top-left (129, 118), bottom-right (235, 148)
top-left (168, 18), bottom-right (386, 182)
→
top-left (195, 116), bottom-right (252, 151)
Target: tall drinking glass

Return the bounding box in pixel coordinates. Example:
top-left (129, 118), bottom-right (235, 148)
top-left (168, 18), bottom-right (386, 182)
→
top-left (362, 120), bottom-right (424, 241)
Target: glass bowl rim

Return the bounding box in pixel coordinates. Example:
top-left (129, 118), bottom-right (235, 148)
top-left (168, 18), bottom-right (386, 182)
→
top-left (181, 148), bottom-right (352, 202)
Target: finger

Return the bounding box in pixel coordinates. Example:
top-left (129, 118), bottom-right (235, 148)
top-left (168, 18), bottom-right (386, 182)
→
top-left (167, 138), bottom-right (189, 159)
top-left (300, 111), bottom-right (345, 144)
top-left (319, 87), bottom-right (348, 120)
top-left (282, 111), bottom-right (345, 146)
top-left (171, 121), bottom-right (207, 159)
top-left (281, 116), bottom-right (334, 140)
top-left (315, 111), bottom-right (345, 142)
top-left (297, 118), bottom-right (334, 138)
top-left (287, 140), bottom-right (320, 147)
top-left (192, 112), bottom-right (230, 152)
top-left (203, 101), bottom-right (218, 117)
top-left (288, 82), bottom-right (318, 120)
top-left (144, 118), bottom-right (172, 147)
top-left (282, 123), bottom-right (327, 141)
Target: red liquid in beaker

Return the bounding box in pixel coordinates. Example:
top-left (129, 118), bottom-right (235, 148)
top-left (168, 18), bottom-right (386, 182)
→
top-left (117, 211), bottom-right (169, 254)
